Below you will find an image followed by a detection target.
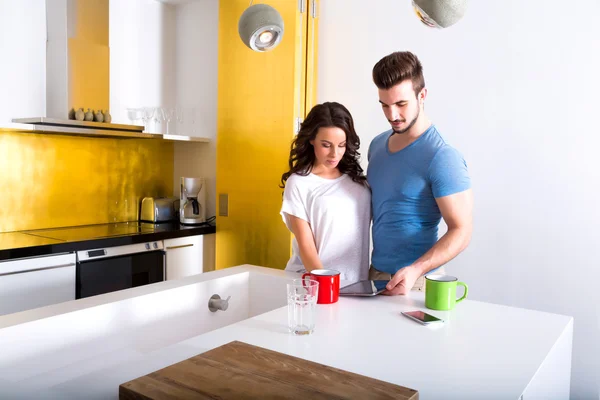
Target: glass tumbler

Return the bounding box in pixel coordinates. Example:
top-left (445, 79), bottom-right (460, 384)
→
top-left (287, 278), bottom-right (319, 335)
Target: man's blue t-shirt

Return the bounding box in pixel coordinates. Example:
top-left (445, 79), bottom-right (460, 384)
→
top-left (367, 125), bottom-right (471, 274)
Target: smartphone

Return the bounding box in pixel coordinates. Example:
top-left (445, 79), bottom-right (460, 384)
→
top-left (401, 310), bottom-right (444, 325)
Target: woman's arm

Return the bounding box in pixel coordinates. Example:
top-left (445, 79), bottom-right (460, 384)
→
top-left (285, 213), bottom-right (323, 272)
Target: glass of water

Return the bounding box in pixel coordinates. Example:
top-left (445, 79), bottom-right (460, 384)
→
top-left (287, 278), bottom-right (319, 335)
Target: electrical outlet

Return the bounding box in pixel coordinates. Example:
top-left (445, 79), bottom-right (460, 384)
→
top-left (219, 194), bottom-right (229, 217)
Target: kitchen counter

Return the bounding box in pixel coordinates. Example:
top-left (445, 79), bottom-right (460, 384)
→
top-left (0, 221), bottom-right (216, 261)
top-left (0, 265), bottom-right (573, 399)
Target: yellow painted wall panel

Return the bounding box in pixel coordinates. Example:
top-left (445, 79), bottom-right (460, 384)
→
top-left (72, 0), bottom-right (109, 45)
top-left (68, 38), bottom-right (110, 113)
top-left (0, 132), bottom-right (173, 233)
top-left (67, 0), bottom-right (110, 113)
top-left (216, 0), bottom-right (309, 270)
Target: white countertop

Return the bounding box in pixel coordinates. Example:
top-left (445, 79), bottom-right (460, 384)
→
top-left (0, 265), bottom-right (573, 399)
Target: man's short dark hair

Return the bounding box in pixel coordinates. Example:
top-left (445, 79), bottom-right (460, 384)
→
top-left (372, 51), bottom-right (425, 95)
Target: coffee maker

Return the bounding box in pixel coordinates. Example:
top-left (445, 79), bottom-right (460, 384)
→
top-left (180, 177), bottom-right (207, 225)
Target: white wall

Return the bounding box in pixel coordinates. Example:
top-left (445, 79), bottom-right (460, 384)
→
top-left (317, 1), bottom-right (600, 398)
top-left (174, 0), bottom-right (219, 142)
top-left (172, 0), bottom-right (219, 271)
top-left (110, 0), bottom-right (176, 126)
top-left (111, 0), bottom-right (218, 263)
top-left (0, 0), bottom-right (46, 123)
top-left (172, 0), bottom-right (219, 218)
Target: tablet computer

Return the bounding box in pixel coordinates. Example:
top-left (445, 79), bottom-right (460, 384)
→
top-left (339, 280), bottom-right (389, 296)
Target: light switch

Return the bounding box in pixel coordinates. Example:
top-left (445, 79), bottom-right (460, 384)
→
top-left (219, 193), bottom-right (229, 217)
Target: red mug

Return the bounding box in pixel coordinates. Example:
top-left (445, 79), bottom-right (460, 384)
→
top-left (302, 269), bottom-right (341, 304)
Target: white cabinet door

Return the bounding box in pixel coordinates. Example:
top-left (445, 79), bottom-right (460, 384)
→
top-left (164, 235), bottom-right (204, 281)
top-left (0, 253), bottom-right (76, 316)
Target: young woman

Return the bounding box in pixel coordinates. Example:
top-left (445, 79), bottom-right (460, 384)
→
top-left (280, 102), bottom-right (371, 282)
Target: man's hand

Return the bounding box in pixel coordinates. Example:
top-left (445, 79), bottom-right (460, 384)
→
top-left (382, 189), bottom-right (473, 296)
top-left (383, 266), bottom-right (422, 296)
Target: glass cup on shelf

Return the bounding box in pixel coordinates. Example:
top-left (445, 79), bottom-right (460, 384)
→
top-left (175, 107), bottom-right (184, 135)
top-left (163, 108), bottom-right (175, 135)
top-left (153, 107), bottom-right (164, 133)
top-left (126, 108), bottom-right (143, 125)
top-left (141, 107), bottom-right (155, 133)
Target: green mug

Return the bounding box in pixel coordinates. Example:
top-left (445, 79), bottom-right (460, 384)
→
top-left (425, 275), bottom-right (468, 311)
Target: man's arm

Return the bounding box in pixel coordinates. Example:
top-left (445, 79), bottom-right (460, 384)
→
top-left (385, 188), bottom-right (474, 295)
top-left (286, 213), bottom-right (324, 272)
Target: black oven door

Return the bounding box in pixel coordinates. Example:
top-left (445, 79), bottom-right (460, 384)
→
top-left (76, 242), bottom-right (165, 299)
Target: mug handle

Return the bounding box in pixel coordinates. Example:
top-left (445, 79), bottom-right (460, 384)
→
top-left (456, 281), bottom-right (468, 304)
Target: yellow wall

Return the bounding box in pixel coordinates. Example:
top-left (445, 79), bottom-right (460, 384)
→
top-left (69, 0), bottom-right (110, 114)
top-left (216, 0), bottom-right (312, 270)
top-left (0, 131), bottom-right (173, 233)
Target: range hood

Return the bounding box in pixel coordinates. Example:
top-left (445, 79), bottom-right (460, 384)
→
top-left (9, 0), bottom-right (147, 139)
top-left (5, 0), bottom-right (208, 142)
top-left (46, 0), bottom-right (111, 122)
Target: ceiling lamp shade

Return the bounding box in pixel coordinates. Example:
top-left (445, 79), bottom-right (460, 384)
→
top-left (238, 4), bottom-right (284, 52)
top-left (412, 0), bottom-right (468, 29)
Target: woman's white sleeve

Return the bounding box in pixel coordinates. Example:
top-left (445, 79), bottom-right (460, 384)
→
top-left (280, 177), bottom-right (309, 230)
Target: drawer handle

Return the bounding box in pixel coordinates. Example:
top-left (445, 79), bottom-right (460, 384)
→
top-left (165, 244), bottom-right (194, 250)
top-left (0, 263), bottom-right (76, 277)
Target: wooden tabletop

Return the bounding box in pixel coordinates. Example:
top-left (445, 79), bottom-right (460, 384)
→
top-left (119, 340), bottom-right (419, 399)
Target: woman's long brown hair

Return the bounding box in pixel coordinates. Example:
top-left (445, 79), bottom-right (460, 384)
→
top-left (280, 102), bottom-right (367, 188)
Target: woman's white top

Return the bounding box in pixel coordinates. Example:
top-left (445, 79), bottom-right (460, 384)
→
top-left (280, 172), bottom-right (371, 282)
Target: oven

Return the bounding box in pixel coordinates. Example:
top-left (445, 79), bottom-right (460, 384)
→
top-left (76, 241), bottom-right (165, 299)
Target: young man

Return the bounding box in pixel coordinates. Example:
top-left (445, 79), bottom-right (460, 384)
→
top-left (367, 51), bottom-right (473, 295)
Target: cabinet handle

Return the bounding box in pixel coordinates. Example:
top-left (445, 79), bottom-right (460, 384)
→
top-left (165, 244), bottom-right (194, 250)
top-left (0, 263), bottom-right (76, 277)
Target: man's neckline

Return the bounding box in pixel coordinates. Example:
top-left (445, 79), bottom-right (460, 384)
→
top-left (386, 124), bottom-right (435, 155)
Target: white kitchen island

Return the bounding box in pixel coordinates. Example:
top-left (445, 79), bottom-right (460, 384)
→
top-left (0, 265), bottom-right (572, 399)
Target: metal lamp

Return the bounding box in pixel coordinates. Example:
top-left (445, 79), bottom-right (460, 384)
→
top-left (412, 0), bottom-right (468, 29)
top-left (238, 3), bottom-right (284, 52)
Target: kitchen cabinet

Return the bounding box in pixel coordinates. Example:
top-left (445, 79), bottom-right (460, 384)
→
top-left (215, 0), bottom-right (319, 270)
top-left (164, 235), bottom-right (204, 280)
top-left (0, 253), bottom-right (76, 316)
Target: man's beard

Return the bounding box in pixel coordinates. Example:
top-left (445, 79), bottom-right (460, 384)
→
top-left (391, 107), bottom-right (419, 135)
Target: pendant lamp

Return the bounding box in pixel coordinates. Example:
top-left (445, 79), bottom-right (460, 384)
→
top-left (412, 0), bottom-right (468, 29)
top-left (238, 3), bottom-right (284, 52)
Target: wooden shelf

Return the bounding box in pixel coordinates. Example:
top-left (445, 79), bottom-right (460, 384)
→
top-left (0, 123), bottom-right (210, 142)
top-left (161, 134), bottom-right (210, 143)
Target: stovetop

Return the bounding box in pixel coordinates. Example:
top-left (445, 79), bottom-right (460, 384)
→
top-left (0, 221), bottom-right (216, 261)
top-left (25, 223), bottom-right (157, 242)
top-left (0, 232), bottom-right (63, 251)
